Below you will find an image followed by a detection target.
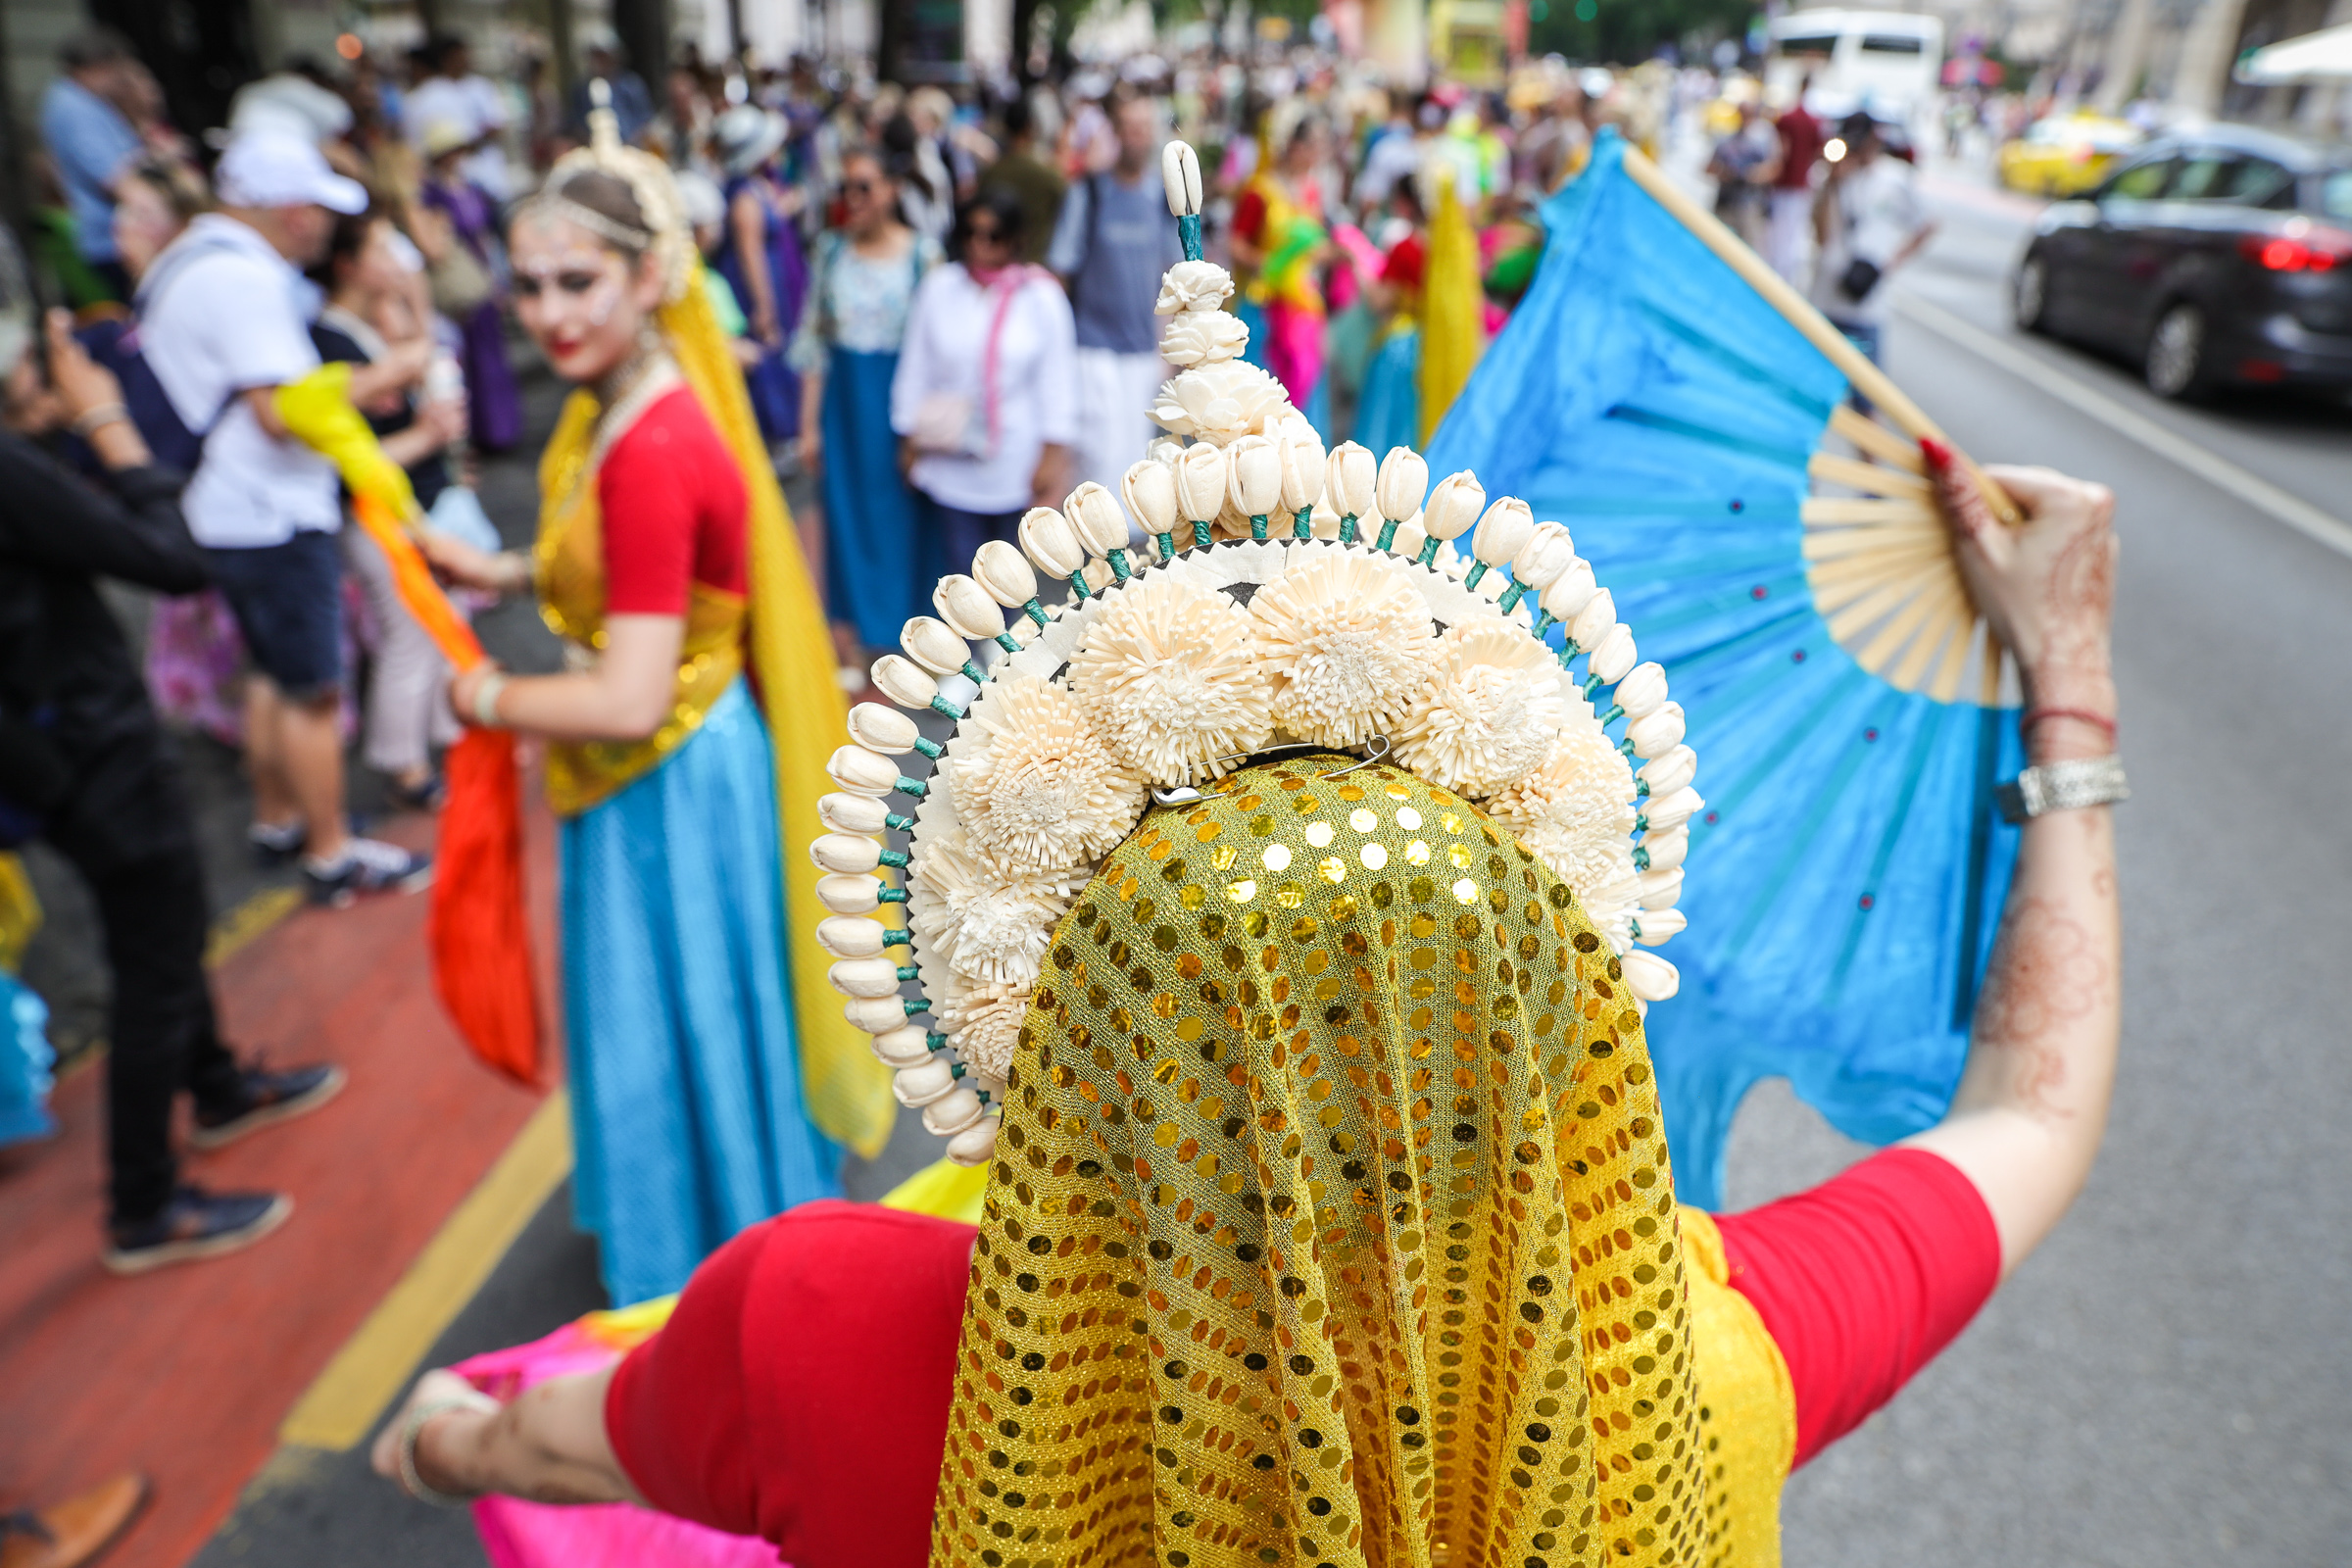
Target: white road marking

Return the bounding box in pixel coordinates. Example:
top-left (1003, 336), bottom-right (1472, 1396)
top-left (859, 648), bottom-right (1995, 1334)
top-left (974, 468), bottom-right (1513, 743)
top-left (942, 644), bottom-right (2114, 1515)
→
top-left (1897, 295), bottom-right (2352, 563)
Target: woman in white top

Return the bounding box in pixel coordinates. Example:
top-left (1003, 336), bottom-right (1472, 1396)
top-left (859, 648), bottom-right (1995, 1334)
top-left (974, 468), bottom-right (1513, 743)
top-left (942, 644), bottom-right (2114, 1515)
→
top-left (889, 187), bottom-right (1077, 570)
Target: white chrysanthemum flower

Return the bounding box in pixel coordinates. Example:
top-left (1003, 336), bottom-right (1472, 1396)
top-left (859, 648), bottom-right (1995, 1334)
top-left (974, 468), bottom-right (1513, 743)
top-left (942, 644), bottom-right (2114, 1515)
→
top-left (906, 827), bottom-right (1082, 988)
top-left (947, 676), bottom-right (1147, 872)
top-left (949, 982), bottom-right (1030, 1083)
top-left (1249, 552), bottom-right (1437, 748)
top-left (1487, 708), bottom-right (1640, 909)
top-left (1151, 360), bottom-right (1291, 446)
top-left (1154, 260), bottom-right (1234, 315)
top-left (1068, 576), bottom-right (1274, 785)
top-left (1160, 309), bottom-right (1250, 368)
top-left (1394, 622), bottom-right (1566, 796)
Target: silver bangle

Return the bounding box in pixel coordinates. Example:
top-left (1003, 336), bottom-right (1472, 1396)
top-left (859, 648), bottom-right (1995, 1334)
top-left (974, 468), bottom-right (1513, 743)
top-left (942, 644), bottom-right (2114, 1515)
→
top-left (471, 670), bottom-right (510, 728)
top-left (397, 1392), bottom-right (499, 1507)
top-left (1996, 755), bottom-right (2130, 823)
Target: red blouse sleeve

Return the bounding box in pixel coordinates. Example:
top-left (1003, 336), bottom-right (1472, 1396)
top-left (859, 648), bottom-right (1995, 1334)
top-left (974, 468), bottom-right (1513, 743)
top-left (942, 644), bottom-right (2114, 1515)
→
top-left (1710, 1147), bottom-right (2001, 1468)
top-left (604, 1200), bottom-right (976, 1568)
top-left (1232, 187), bottom-right (1269, 245)
top-left (597, 387), bottom-right (750, 615)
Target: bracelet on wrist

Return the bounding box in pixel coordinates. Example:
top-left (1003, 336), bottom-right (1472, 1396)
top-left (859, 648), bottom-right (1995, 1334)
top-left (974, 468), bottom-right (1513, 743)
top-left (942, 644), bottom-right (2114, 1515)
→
top-left (471, 670), bottom-right (510, 728)
top-left (2021, 706), bottom-right (2118, 743)
top-left (397, 1392), bottom-right (500, 1507)
top-left (71, 402), bottom-right (130, 439)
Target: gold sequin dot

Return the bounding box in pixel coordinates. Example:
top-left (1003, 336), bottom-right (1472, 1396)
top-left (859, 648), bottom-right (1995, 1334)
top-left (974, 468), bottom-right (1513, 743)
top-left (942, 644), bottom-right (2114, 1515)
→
top-left (1452, 877), bottom-right (1479, 904)
top-left (1349, 808), bottom-right (1378, 833)
top-left (1227, 879), bottom-right (1257, 903)
top-left (1361, 843), bottom-right (1390, 871)
top-left (1318, 856), bottom-right (1347, 884)
top-left (1406, 841), bottom-right (1432, 865)
top-left (1306, 820), bottom-right (1336, 848)
top-left (1263, 844), bottom-right (1293, 872)
top-left (1397, 806), bottom-right (1423, 830)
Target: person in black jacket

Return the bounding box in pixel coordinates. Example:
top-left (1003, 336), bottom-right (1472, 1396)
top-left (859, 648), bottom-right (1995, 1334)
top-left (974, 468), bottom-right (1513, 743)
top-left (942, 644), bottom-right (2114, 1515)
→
top-left (1, 307), bottom-right (344, 1273)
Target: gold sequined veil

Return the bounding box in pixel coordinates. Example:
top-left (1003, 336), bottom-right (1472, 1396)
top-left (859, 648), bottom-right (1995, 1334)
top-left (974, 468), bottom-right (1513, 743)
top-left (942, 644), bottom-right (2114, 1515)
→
top-left (932, 755), bottom-right (1784, 1568)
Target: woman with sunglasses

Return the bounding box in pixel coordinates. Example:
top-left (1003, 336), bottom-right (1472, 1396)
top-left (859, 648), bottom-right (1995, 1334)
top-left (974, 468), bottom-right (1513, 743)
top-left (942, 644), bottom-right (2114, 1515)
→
top-left (888, 187), bottom-right (1076, 573)
top-left (790, 146), bottom-right (940, 681)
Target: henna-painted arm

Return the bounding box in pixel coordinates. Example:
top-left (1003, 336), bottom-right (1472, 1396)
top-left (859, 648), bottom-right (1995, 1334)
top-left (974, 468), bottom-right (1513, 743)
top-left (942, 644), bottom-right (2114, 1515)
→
top-left (1903, 455), bottom-right (2123, 1281)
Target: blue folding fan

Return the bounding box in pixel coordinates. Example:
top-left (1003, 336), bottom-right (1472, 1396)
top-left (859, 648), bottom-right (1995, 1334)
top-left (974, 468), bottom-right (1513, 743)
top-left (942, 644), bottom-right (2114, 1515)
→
top-left (1426, 129), bottom-right (2025, 1208)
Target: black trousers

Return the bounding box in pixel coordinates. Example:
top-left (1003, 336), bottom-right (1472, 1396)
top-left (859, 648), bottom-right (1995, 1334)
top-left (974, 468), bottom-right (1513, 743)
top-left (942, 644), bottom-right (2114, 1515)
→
top-left (43, 734), bottom-right (242, 1225)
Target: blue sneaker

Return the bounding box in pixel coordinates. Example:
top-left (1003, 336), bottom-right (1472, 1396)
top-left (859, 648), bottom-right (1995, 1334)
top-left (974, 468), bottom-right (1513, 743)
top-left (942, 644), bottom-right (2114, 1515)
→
top-left (189, 1059), bottom-right (346, 1150)
top-left (103, 1186), bottom-right (292, 1274)
top-left (303, 837), bottom-right (432, 907)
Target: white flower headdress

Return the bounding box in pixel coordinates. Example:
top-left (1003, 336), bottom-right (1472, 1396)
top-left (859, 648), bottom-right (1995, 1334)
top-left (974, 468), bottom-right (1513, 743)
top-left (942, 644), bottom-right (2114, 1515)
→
top-left (808, 143), bottom-right (1700, 1165)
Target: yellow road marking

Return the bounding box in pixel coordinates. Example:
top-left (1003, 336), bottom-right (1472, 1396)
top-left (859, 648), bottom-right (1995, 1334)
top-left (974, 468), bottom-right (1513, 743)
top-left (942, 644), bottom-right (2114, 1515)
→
top-left (277, 1089), bottom-right (574, 1450)
top-left (206, 886), bottom-right (306, 966)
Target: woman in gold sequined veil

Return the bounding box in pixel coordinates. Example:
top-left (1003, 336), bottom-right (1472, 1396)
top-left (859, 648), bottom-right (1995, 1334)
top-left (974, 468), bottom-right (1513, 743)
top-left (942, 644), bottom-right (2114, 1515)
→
top-left (372, 141), bottom-right (2124, 1568)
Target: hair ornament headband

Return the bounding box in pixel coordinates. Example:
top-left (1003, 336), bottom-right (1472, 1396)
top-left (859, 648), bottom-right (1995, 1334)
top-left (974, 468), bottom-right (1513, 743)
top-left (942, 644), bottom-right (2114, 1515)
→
top-left (810, 144), bottom-right (1701, 1166)
top-left (534, 79), bottom-right (698, 305)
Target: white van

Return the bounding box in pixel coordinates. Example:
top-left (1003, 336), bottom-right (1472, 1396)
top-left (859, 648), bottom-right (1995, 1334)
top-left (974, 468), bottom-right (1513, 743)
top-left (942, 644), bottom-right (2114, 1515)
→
top-left (1764, 10), bottom-right (1945, 126)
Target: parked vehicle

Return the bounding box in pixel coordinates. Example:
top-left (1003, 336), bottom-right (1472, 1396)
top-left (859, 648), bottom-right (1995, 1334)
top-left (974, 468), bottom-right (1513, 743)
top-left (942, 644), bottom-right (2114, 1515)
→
top-left (2013, 124), bottom-right (2352, 398)
top-left (1765, 10), bottom-right (1944, 128)
top-left (1997, 112), bottom-right (2144, 197)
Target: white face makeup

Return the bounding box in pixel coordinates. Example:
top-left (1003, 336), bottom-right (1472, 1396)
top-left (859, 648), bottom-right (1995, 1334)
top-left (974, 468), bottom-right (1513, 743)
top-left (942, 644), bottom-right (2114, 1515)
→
top-left (511, 214), bottom-right (651, 385)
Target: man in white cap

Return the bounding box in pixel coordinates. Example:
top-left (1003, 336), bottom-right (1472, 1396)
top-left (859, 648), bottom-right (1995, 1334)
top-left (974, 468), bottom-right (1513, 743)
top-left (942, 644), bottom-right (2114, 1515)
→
top-left (138, 129), bottom-right (433, 905)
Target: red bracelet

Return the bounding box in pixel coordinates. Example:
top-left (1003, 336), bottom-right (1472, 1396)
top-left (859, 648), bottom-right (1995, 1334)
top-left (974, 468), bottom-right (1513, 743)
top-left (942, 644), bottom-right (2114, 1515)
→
top-left (2021, 707), bottom-right (2118, 743)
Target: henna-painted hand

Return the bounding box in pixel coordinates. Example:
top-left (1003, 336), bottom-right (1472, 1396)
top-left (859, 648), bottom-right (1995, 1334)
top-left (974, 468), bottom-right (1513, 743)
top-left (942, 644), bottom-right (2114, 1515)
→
top-left (1925, 441), bottom-right (2119, 741)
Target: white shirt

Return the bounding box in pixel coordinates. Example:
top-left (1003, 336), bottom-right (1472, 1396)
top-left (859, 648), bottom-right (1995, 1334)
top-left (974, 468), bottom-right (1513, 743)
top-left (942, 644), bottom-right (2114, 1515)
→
top-left (406, 74), bottom-right (513, 201)
top-left (140, 215), bottom-right (338, 548)
top-left (1809, 156), bottom-right (1928, 326)
top-left (892, 264), bottom-right (1079, 515)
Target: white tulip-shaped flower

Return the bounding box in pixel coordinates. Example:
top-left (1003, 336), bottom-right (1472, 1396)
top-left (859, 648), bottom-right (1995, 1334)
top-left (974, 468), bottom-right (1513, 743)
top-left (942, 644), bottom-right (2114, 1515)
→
top-left (810, 833), bottom-right (886, 875)
top-left (869, 1023), bottom-right (935, 1067)
top-left (826, 956), bottom-right (902, 998)
top-left (847, 702), bottom-right (922, 754)
top-left (825, 744), bottom-right (901, 797)
top-left (922, 1086), bottom-right (989, 1136)
top-left (1154, 259), bottom-right (1232, 315)
top-left (1588, 623), bottom-right (1637, 685)
top-left (892, 1056), bottom-right (957, 1106)
top-left (1511, 523), bottom-right (1577, 591)
top-left (902, 615), bottom-right (973, 677)
top-left (817, 792), bottom-right (892, 835)
top-left (1638, 744), bottom-right (1697, 800)
top-left (1017, 507), bottom-right (1084, 579)
top-left (1121, 459), bottom-right (1182, 542)
top-left (1226, 434), bottom-right (1281, 520)
top-left (1173, 442), bottom-right (1228, 524)
top-left (814, 870), bottom-right (886, 913)
top-left (1626, 702), bottom-right (1687, 759)
top-left (1612, 662), bottom-right (1670, 720)
top-left (1160, 140), bottom-right (1204, 216)
top-left (934, 574), bottom-right (1006, 642)
top-left (816, 914), bottom-right (897, 957)
top-left (1421, 472), bottom-right (1486, 547)
top-left (1568, 587), bottom-right (1617, 653)
top-left (973, 541), bottom-right (1038, 616)
top-left (1375, 447), bottom-right (1429, 525)
top-left (1620, 951), bottom-right (1680, 1002)
top-left (1326, 441), bottom-right (1377, 522)
top-left (1642, 784), bottom-right (1704, 832)
top-left (1633, 908), bottom-right (1688, 947)
top-left (1540, 559), bottom-right (1599, 623)
top-left (1064, 482), bottom-right (1130, 560)
top-left (871, 654), bottom-right (941, 711)
top-left (1639, 826), bottom-right (1689, 872)
top-left (1470, 497), bottom-right (1535, 567)
top-left (1160, 309), bottom-right (1249, 368)
top-left (1277, 430), bottom-right (1326, 517)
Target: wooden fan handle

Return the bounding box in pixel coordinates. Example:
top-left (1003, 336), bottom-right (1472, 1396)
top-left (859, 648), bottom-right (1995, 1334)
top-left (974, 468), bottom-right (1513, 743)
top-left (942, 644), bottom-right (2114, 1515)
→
top-left (1619, 144), bottom-right (2025, 530)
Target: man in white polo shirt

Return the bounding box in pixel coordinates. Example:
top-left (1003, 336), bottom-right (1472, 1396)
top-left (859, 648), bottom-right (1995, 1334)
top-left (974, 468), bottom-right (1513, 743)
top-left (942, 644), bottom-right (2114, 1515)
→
top-left (140, 129), bottom-right (432, 905)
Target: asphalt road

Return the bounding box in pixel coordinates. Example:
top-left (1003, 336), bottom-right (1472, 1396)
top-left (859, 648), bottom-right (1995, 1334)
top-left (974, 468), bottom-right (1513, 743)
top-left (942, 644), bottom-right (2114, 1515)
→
top-left (197, 165), bottom-right (2352, 1564)
top-left (1733, 168), bottom-right (2352, 1564)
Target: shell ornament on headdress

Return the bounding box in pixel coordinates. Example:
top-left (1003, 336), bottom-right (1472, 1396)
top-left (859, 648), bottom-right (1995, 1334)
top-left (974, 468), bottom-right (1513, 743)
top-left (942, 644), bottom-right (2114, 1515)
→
top-left (811, 143), bottom-right (1700, 1165)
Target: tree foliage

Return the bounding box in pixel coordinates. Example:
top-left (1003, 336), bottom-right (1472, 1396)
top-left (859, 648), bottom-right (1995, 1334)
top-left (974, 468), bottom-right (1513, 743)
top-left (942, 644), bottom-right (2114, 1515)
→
top-left (1525, 0), bottom-right (1757, 66)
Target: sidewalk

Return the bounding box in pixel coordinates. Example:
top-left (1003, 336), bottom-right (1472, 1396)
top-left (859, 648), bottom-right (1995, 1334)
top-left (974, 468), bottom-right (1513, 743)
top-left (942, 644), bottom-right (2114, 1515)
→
top-left (0, 803), bottom-right (563, 1568)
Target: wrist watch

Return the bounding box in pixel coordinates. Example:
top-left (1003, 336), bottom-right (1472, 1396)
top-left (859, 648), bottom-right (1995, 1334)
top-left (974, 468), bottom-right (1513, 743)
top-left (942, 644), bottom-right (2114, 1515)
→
top-left (1995, 755), bottom-right (2129, 824)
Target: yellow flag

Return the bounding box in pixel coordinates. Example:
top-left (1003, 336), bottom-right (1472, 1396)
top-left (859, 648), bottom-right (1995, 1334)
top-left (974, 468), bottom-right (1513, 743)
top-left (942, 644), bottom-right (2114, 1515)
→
top-left (1417, 170), bottom-right (1485, 446)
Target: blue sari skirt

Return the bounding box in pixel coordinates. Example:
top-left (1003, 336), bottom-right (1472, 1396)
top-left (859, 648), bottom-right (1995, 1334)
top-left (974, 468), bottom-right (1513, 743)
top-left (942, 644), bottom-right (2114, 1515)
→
top-left (820, 344), bottom-right (928, 650)
top-left (560, 679), bottom-right (839, 1305)
top-left (1354, 323), bottom-right (1422, 458)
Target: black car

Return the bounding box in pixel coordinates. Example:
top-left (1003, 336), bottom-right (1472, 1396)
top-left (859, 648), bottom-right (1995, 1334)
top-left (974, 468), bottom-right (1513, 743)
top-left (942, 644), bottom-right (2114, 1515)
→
top-left (2013, 124), bottom-right (2352, 398)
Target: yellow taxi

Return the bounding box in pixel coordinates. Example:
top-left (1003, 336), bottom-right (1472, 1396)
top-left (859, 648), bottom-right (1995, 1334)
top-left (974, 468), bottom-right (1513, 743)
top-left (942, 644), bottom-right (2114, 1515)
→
top-left (1997, 112), bottom-right (2145, 196)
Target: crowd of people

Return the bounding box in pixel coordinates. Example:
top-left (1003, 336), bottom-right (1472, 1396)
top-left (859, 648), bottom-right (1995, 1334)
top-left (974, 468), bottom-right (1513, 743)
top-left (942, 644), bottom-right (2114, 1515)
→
top-left (0, 24), bottom-right (2138, 1568)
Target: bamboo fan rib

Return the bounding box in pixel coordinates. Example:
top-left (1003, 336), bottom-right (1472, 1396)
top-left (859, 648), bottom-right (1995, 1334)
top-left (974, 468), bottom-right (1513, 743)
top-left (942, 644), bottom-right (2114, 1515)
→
top-left (1802, 408), bottom-right (1993, 698)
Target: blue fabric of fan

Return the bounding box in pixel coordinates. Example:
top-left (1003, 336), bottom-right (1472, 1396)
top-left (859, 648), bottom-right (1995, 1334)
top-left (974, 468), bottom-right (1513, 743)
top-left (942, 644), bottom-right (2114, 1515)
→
top-left (1427, 130), bottom-right (2022, 1207)
top-left (560, 678), bottom-right (841, 1305)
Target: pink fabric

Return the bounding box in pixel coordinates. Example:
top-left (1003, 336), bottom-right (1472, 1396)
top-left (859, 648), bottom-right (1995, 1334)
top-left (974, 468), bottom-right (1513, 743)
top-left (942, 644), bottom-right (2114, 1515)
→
top-left (1262, 301), bottom-right (1326, 409)
top-left (453, 1322), bottom-right (781, 1568)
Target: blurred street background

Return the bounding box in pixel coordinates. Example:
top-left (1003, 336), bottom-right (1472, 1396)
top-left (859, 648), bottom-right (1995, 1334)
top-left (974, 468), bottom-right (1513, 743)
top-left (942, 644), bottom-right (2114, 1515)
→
top-left (0, 0), bottom-right (2347, 1562)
